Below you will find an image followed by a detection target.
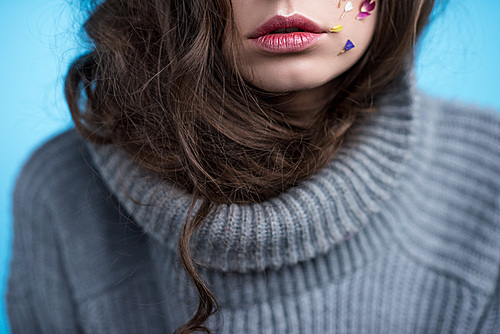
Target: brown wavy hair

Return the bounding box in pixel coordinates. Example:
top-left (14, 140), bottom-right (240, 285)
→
top-left (65, 0), bottom-right (437, 332)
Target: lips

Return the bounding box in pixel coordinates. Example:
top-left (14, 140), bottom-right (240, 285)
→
top-left (249, 14), bottom-right (326, 54)
top-left (249, 14), bottom-right (325, 39)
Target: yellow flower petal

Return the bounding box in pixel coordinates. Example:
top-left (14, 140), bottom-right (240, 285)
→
top-left (329, 24), bottom-right (344, 33)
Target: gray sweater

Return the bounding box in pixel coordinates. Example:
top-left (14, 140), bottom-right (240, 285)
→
top-left (6, 88), bottom-right (500, 333)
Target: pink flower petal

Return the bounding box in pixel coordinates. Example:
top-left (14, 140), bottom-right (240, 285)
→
top-left (361, 0), bottom-right (376, 13)
top-left (356, 12), bottom-right (371, 20)
top-left (366, 1), bottom-right (376, 11)
top-left (360, 0), bottom-right (369, 11)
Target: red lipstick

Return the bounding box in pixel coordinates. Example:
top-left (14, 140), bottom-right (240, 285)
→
top-left (249, 14), bottom-right (326, 54)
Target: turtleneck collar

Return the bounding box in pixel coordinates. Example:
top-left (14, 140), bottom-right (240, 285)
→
top-left (86, 74), bottom-right (419, 273)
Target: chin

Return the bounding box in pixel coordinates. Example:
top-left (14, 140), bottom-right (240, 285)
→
top-left (249, 68), bottom-right (338, 93)
top-left (255, 81), bottom-right (322, 93)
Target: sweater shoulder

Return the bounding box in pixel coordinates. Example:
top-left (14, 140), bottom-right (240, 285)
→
top-left (12, 130), bottom-right (154, 300)
top-left (396, 94), bottom-right (500, 294)
top-left (14, 129), bottom-right (94, 206)
top-left (417, 93), bottom-right (500, 191)
top-left (422, 94), bottom-right (500, 155)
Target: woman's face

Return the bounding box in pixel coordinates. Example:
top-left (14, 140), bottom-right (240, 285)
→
top-left (226, 0), bottom-right (378, 93)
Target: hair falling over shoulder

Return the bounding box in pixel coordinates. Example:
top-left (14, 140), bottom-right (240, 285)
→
top-left (65, 0), bottom-right (436, 332)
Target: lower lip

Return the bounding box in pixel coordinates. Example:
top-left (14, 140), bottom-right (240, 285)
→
top-left (251, 32), bottom-right (323, 53)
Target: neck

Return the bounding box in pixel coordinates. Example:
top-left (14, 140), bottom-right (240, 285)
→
top-left (264, 82), bottom-right (336, 128)
top-left (86, 82), bottom-right (418, 272)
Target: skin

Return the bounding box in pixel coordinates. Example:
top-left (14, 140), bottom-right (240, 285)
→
top-left (226, 0), bottom-right (378, 122)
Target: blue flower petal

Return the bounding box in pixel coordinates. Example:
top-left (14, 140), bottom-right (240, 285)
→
top-left (345, 40), bottom-right (355, 51)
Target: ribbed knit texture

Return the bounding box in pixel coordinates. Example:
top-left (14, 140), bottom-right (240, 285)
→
top-left (7, 86), bottom-right (500, 333)
top-left (85, 81), bottom-right (417, 273)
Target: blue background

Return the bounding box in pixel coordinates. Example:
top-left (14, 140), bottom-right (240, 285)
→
top-left (1, 1), bottom-right (499, 333)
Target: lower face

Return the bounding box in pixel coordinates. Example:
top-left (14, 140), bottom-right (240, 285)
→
top-left (226, 0), bottom-right (378, 93)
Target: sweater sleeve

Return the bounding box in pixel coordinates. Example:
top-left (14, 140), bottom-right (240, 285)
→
top-left (475, 194), bottom-right (500, 333)
top-left (475, 278), bottom-right (500, 333)
top-left (6, 155), bottom-right (82, 333)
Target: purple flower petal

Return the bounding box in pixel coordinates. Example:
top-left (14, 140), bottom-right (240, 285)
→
top-left (366, 1), bottom-right (376, 11)
top-left (361, 0), bottom-right (376, 13)
top-left (356, 12), bottom-right (371, 20)
top-left (345, 40), bottom-right (355, 51)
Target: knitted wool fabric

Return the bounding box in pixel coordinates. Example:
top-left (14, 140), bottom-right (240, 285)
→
top-left (85, 77), bottom-right (418, 274)
top-left (7, 77), bottom-right (500, 333)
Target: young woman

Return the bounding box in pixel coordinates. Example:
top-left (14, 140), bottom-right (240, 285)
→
top-left (7, 0), bottom-right (500, 333)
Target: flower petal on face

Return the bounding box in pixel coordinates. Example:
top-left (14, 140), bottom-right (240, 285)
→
top-left (361, 0), bottom-right (376, 12)
top-left (329, 24), bottom-right (344, 33)
top-left (345, 39), bottom-right (355, 51)
top-left (345, 1), bottom-right (354, 12)
top-left (356, 12), bottom-right (371, 20)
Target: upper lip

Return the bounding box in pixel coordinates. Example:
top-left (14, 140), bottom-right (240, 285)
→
top-left (249, 14), bottom-right (325, 39)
